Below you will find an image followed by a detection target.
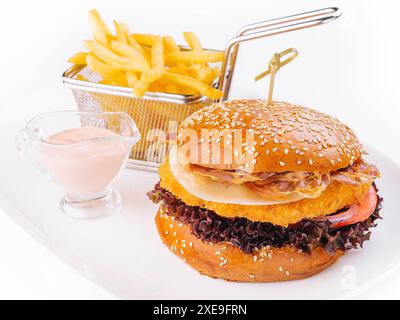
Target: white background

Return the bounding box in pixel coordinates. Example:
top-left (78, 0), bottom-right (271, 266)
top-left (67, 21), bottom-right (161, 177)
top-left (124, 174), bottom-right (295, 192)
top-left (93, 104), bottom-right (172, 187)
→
top-left (0, 0), bottom-right (399, 299)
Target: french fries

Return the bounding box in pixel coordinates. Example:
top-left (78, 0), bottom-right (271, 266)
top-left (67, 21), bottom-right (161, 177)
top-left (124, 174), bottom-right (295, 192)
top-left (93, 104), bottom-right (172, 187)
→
top-left (183, 32), bottom-right (202, 51)
top-left (133, 69), bottom-right (163, 96)
top-left (182, 32), bottom-right (217, 84)
top-left (84, 40), bottom-right (149, 72)
top-left (165, 51), bottom-right (224, 64)
top-left (76, 74), bottom-right (89, 81)
top-left (110, 41), bottom-right (148, 64)
top-left (68, 52), bottom-right (88, 65)
top-left (132, 34), bottom-right (159, 47)
top-left (151, 36), bottom-right (164, 70)
top-left (115, 21), bottom-right (148, 58)
top-left (163, 36), bottom-right (180, 53)
top-left (197, 65), bottom-right (220, 84)
top-left (161, 71), bottom-right (223, 100)
top-left (88, 9), bottom-right (114, 45)
top-left (126, 71), bottom-right (139, 87)
top-left (85, 54), bottom-right (127, 86)
top-left (68, 9), bottom-right (223, 99)
top-left (133, 37), bottom-right (164, 95)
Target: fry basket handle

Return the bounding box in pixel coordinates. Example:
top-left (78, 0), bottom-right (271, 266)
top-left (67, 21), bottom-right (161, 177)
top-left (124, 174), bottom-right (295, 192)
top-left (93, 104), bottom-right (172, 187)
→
top-left (218, 7), bottom-right (342, 102)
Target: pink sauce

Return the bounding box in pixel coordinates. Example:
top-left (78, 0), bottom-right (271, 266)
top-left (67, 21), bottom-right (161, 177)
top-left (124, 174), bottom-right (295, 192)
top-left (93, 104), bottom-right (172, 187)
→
top-left (37, 126), bottom-right (130, 196)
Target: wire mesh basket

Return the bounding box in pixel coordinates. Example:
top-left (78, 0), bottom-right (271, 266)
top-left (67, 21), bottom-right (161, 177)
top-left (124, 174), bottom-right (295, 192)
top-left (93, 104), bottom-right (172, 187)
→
top-left (62, 7), bottom-right (341, 171)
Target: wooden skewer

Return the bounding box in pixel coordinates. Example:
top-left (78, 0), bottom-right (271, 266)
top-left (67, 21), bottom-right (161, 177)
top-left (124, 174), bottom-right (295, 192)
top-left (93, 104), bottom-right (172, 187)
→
top-left (255, 48), bottom-right (298, 106)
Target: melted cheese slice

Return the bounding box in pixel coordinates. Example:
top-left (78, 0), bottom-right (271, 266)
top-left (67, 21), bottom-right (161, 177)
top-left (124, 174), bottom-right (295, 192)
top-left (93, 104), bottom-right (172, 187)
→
top-left (168, 145), bottom-right (305, 205)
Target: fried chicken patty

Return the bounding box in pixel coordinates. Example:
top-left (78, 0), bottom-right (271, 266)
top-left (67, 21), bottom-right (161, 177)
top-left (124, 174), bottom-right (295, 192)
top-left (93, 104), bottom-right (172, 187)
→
top-left (159, 162), bottom-right (373, 226)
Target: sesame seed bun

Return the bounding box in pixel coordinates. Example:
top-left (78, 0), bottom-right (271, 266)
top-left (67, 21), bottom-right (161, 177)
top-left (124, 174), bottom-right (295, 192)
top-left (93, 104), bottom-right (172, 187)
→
top-left (178, 100), bottom-right (363, 173)
top-left (156, 207), bottom-right (343, 282)
top-left (159, 161), bottom-right (372, 226)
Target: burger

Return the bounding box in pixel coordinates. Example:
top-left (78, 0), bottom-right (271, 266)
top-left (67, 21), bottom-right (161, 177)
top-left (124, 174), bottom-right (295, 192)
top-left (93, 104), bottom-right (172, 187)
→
top-left (147, 99), bottom-right (382, 282)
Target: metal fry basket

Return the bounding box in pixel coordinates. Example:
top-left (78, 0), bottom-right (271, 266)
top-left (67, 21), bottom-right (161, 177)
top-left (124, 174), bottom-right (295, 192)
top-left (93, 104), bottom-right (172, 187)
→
top-left (62, 7), bottom-right (341, 171)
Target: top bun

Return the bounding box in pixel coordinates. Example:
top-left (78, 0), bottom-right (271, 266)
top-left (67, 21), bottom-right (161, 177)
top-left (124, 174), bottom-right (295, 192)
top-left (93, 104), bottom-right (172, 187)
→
top-left (177, 99), bottom-right (363, 173)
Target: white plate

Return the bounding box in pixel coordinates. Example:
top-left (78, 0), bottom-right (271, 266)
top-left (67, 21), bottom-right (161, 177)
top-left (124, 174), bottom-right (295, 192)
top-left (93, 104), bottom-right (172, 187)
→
top-left (1, 91), bottom-right (400, 299)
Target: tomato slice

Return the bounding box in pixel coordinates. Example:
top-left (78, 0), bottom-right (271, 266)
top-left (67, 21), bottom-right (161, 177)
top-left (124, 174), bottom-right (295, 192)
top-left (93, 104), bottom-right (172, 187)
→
top-left (311, 186), bottom-right (377, 228)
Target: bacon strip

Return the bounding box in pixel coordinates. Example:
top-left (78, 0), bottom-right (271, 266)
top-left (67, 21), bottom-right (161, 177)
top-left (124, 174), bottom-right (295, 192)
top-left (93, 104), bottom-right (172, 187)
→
top-left (190, 159), bottom-right (379, 201)
top-left (190, 164), bottom-right (262, 184)
top-left (331, 159), bottom-right (380, 186)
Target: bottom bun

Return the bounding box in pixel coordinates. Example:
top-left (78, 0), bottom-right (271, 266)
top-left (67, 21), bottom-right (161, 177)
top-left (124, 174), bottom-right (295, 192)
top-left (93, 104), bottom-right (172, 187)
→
top-left (156, 206), bottom-right (344, 282)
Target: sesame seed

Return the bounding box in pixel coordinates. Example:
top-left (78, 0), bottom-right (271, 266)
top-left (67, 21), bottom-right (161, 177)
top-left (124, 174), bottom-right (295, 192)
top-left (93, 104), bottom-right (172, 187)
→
top-left (253, 256), bottom-right (258, 262)
top-left (215, 251), bottom-right (221, 255)
top-left (169, 224), bottom-right (174, 228)
top-left (285, 271), bottom-right (290, 276)
top-left (249, 274), bottom-right (255, 279)
top-left (308, 159), bottom-right (313, 165)
top-left (179, 100), bottom-right (359, 176)
top-left (297, 160), bottom-right (302, 165)
top-left (278, 267), bottom-right (283, 272)
top-left (279, 161), bottom-right (285, 167)
top-left (284, 148), bottom-right (289, 154)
